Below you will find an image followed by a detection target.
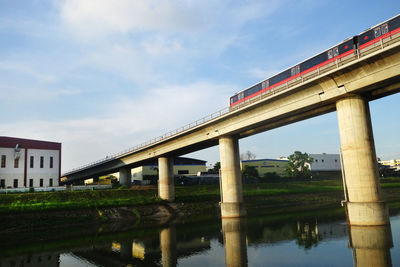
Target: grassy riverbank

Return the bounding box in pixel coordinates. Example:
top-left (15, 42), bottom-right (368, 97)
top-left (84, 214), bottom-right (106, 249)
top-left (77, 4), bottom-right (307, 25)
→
top-left (1, 178), bottom-right (399, 214)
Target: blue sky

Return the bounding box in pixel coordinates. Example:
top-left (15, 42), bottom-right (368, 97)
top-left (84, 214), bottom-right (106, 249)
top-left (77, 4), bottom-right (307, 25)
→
top-left (0, 0), bottom-right (399, 172)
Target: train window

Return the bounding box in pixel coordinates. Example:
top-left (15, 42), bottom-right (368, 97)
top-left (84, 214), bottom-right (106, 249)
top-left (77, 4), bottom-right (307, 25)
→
top-left (291, 66), bottom-right (300, 76)
top-left (374, 27), bottom-right (381, 38)
top-left (239, 92), bottom-right (244, 100)
top-left (381, 23), bottom-right (388, 35)
top-left (333, 47), bottom-right (339, 57)
top-left (262, 80), bottom-right (269, 89)
top-left (327, 49), bottom-right (333, 59)
top-left (230, 98), bottom-right (234, 104)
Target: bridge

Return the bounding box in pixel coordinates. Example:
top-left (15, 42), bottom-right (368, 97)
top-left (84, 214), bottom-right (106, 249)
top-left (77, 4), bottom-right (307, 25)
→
top-left (63, 29), bottom-right (400, 224)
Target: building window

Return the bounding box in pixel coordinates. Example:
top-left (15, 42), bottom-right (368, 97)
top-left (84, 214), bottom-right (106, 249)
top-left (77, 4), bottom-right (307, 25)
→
top-left (1, 155), bottom-right (6, 168)
top-left (49, 178), bottom-right (53, 187)
top-left (335, 159), bottom-right (338, 163)
top-left (322, 159), bottom-right (324, 163)
top-left (39, 179), bottom-right (43, 187)
top-left (14, 158), bottom-right (19, 168)
top-left (315, 159), bottom-right (318, 163)
top-left (0, 179), bottom-right (5, 188)
top-left (13, 179), bottom-right (18, 188)
top-left (40, 156), bottom-right (44, 168)
top-left (30, 156), bottom-right (34, 168)
top-left (50, 157), bottom-right (53, 168)
top-left (29, 179), bottom-right (33, 188)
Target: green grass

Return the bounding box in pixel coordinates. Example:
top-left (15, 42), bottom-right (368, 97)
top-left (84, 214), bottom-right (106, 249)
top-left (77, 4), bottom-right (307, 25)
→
top-left (0, 188), bottom-right (162, 213)
top-left (1, 178), bottom-right (399, 213)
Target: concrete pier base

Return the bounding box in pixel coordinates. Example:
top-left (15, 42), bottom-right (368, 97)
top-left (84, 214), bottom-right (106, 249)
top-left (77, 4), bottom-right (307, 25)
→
top-left (119, 167), bottom-right (131, 187)
top-left (158, 157), bottom-right (175, 202)
top-left (160, 226), bottom-right (177, 267)
top-left (346, 201), bottom-right (390, 226)
top-left (219, 136), bottom-right (246, 218)
top-left (336, 94), bottom-right (388, 225)
top-left (222, 218), bottom-right (248, 267)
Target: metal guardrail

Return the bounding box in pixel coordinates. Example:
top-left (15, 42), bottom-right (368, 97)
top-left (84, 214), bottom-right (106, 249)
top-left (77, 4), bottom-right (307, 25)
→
top-left (63, 31), bottom-right (400, 176)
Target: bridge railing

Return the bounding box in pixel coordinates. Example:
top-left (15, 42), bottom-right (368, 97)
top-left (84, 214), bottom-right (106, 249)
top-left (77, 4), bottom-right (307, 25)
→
top-left (63, 30), bottom-right (400, 176)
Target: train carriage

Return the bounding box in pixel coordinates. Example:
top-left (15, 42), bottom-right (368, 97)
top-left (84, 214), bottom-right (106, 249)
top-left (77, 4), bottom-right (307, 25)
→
top-left (230, 13), bottom-right (400, 108)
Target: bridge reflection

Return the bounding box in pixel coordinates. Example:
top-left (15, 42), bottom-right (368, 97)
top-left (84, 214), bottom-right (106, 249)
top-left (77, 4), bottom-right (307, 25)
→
top-left (0, 208), bottom-right (396, 266)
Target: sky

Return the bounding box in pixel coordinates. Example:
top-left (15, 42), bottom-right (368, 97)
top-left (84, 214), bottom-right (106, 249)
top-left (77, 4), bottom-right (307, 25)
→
top-left (0, 0), bottom-right (399, 172)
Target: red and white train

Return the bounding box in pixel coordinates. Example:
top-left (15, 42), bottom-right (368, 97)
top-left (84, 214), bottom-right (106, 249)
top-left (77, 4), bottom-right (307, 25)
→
top-left (230, 14), bottom-right (400, 107)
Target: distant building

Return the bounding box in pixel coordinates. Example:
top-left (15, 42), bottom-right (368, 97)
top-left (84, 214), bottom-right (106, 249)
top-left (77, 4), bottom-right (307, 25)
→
top-left (309, 153), bottom-right (341, 179)
top-left (379, 159), bottom-right (400, 167)
top-left (309, 153), bottom-right (341, 171)
top-left (0, 136), bottom-right (61, 188)
top-left (131, 157), bottom-right (207, 180)
top-left (241, 158), bottom-right (289, 177)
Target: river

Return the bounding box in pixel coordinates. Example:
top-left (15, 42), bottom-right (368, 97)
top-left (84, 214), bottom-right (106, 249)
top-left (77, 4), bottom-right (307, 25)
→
top-left (1, 208), bottom-right (399, 266)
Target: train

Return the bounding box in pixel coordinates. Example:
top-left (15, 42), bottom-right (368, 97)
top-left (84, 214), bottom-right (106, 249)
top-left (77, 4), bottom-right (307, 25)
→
top-left (230, 14), bottom-right (400, 107)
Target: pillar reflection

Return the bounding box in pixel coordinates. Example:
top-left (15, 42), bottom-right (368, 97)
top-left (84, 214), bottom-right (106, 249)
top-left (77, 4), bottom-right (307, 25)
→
top-left (349, 224), bottom-right (393, 267)
top-left (222, 217), bottom-right (248, 267)
top-left (347, 203), bottom-right (393, 267)
top-left (160, 224), bottom-right (177, 267)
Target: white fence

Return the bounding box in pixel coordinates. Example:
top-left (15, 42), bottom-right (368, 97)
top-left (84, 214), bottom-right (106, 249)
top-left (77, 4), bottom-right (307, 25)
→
top-left (0, 184), bottom-right (112, 194)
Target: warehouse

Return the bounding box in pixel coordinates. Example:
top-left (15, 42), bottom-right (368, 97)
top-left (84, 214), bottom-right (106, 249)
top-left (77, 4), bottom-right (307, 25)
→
top-left (131, 157), bottom-right (207, 181)
top-left (241, 158), bottom-right (289, 177)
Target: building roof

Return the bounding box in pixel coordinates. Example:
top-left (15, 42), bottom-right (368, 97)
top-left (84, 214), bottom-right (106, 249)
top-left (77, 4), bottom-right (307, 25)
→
top-left (144, 157), bottom-right (207, 166)
top-left (241, 158), bottom-right (289, 163)
top-left (0, 136), bottom-right (61, 150)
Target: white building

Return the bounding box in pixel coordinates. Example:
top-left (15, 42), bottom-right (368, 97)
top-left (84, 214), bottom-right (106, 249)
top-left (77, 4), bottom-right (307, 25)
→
top-left (309, 153), bottom-right (341, 171)
top-left (0, 136), bottom-right (61, 188)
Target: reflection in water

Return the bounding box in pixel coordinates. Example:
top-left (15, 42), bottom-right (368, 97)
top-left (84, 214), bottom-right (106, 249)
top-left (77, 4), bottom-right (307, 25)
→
top-left (222, 217), bottom-right (248, 267)
top-left (347, 202), bottom-right (394, 267)
top-left (0, 208), bottom-right (399, 266)
top-left (160, 225), bottom-right (177, 267)
top-left (0, 253), bottom-right (60, 267)
top-left (348, 224), bottom-right (393, 267)
top-left (296, 219), bottom-right (320, 249)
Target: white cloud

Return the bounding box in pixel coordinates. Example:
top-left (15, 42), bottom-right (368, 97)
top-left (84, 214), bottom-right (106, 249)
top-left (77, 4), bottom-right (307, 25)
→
top-left (0, 81), bottom-right (234, 172)
top-left (58, 0), bottom-right (283, 41)
top-left (59, 0), bottom-right (211, 40)
top-left (247, 67), bottom-right (282, 81)
top-left (0, 61), bottom-right (58, 83)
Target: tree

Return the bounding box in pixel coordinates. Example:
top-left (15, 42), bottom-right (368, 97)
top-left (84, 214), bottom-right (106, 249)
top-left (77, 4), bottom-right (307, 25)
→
top-left (209, 162), bottom-right (221, 173)
top-left (242, 165), bottom-right (259, 179)
top-left (240, 150), bottom-right (256, 161)
top-left (286, 151), bottom-right (313, 178)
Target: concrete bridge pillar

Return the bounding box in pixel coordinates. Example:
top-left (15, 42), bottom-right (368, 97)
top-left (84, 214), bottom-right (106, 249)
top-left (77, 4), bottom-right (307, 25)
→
top-left (119, 166), bottom-right (131, 187)
top-left (222, 218), bottom-right (248, 267)
top-left (219, 136), bottom-right (246, 218)
top-left (336, 94), bottom-right (389, 226)
top-left (160, 225), bottom-right (177, 267)
top-left (158, 157), bottom-right (175, 201)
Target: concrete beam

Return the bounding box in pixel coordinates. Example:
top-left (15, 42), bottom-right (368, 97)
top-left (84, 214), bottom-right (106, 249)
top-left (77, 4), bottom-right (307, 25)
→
top-left (158, 157), bottom-right (175, 202)
top-left (219, 136), bottom-right (246, 218)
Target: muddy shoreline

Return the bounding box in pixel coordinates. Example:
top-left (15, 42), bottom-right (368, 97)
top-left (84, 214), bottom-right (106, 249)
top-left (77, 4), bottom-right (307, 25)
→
top-left (2, 186), bottom-right (400, 235)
